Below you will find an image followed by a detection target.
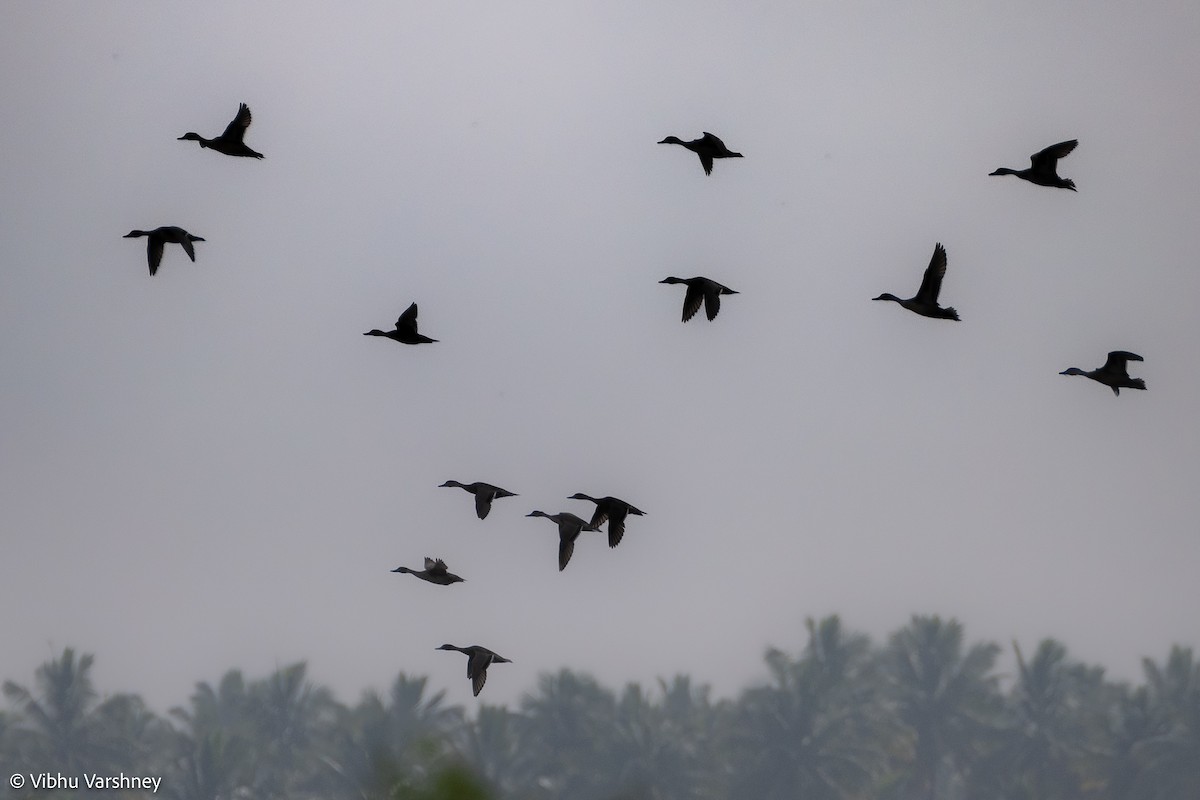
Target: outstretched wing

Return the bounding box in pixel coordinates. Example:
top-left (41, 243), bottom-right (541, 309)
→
top-left (1102, 350), bottom-right (1142, 374)
top-left (220, 103), bottom-right (253, 143)
top-left (1030, 139), bottom-right (1077, 169)
top-left (915, 243), bottom-right (948, 304)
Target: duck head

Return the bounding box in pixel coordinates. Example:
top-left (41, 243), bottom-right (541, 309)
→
top-left (872, 293), bottom-right (902, 303)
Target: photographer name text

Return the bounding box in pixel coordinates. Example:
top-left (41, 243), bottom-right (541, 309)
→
top-left (10, 772), bottom-right (162, 793)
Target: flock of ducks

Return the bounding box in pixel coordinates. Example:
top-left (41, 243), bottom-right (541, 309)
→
top-left (121, 106), bottom-right (1145, 696)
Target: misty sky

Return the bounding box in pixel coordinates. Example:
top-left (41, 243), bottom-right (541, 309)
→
top-left (2, 2), bottom-right (1198, 710)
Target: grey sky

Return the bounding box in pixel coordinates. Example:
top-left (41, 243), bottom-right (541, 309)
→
top-left (2, 2), bottom-right (1198, 710)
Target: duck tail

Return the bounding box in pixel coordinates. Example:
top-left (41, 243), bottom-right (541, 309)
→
top-left (1128, 378), bottom-right (1146, 391)
top-left (946, 307), bottom-right (960, 321)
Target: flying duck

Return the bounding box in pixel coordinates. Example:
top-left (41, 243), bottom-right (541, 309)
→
top-left (1060, 351), bottom-right (1146, 395)
top-left (660, 276), bottom-right (738, 322)
top-left (364, 303), bottom-right (437, 344)
top-left (436, 644), bottom-right (511, 697)
top-left (526, 511), bottom-right (600, 571)
top-left (658, 132), bottom-right (743, 175)
top-left (989, 139), bottom-right (1077, 190)
top-left (872, 243), bottom-right (960, 321)
top-left (178, 103), bottom-right (264, 159)
top-left (123, 226), bottom-right (205, 276)
top-left (392, 558), bottom-right (464, 586)
top-left (439, 481), bottom-right (518, 520)
top-left (568, 494), bottom-right (645, 548)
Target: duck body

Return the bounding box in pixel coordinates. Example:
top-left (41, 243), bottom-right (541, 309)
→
top-left (568, 493), bottom-right (645, 548)
top-left (178, 103), bottom-right (264, 158)
top-left (436, 644), bottom-right (511, 696)
top-left (660, 276), bottom-right (738, 322)
top-left (526, 510), bottom-right (600, 571)
top-left (873, 243), bottom-right (960, 321)
top-left (990, 139), bottom-right (1077, 190)
top-left (123, 226), bottom-right (205, 275)
top-left (364, 302), bottom-right (437, 344)
top-left (392, 557), bottom-right (464, 585)
top-left (1060, 351), bottom-right (1146, 395)
top-left (658, 132), bottom-right (742, 175)
top-left (439, 480), bottom-right (518, 519)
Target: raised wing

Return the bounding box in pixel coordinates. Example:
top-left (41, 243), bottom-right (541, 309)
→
top-left (915, 243), bottom-right (948, 304)
top-left (396, 302), bottom-right (419, 332)
top-left (220, 103), bottom-right (253, 143)
top-left (1030, 139), bottom-right (1077, 168)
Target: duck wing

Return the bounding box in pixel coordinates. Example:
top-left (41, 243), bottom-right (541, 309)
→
top-left (146, 236), bottom-right (165, 275)
top-left (1030, 139), bottom-right (1077, 169)
top-left (396, 302), bottom-right (420, 333)
top-left (1102, 350), bottom-right (1142, 376)
top-left (915, 243), bottom-right (948, 304)
top-left (703, 284), bottom-right (723, 320)
top-left (180, 236), bottom-right (197, 262)
top-left (681, 282), bottom-right (705, 322)
top-left (606, 508), bottom-right (627, 548)
top-left (558, 530), bottom-right (577, 571)
top-left (474, 490), bottom-right (494, 520)
top-left (220, 103), bottom-right (253, 143)
top-left (466, 650), bottom-right (490, 695)
top-left (427, 558), bottom-right (449, 575)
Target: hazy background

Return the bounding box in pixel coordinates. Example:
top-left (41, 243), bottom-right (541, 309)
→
top-left (1, 2), bottom-right (1197, 710)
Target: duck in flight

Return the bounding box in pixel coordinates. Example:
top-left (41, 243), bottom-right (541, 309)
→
top-left (568, 494), bottom-right (645, 548)
top-left (526, 511), bottom-right (601, 571)
top-left (1060, 351), bottom-right (1146, 395)
top-left (658, 132), bottom-right (743, 175)
top-left (178, 103), bottom-right (264, 159)
top-left (123, 226), bottom-right (205, 276)
top-left (872, 243), bottom-right (960, 321)
top-left (660, 276), bottom-right (738, 322)
top-left (439, 481), bottom-right (518, 520)
top-left (989, 139), bottom-right (1077, 190)
top-left (436, 644), bottom-right (511, 697)
top-left (392, 557), bottom-right (464, 585)
top-left (364, 303), bottom-right (437, 344)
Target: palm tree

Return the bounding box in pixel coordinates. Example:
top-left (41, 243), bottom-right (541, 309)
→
top-left (729, 616), bottom-right (888, 800)
top-left (1132, 646), bottom-right (1200, 799)
top-left (248, 662), bottom-right (337, 798)
top-left (2, 648), bottom-right (107, 773)
top-left (168, 670), bottom-right (256, 800)
top-left (454, 704), bottom-right (526, 798)
top-left (971, 639), bottom-right (1107, 800)
top-left (517, 669), bottom-right (620, 800)
top-left (882, 615), bottom-right (1001, 800)
top-left (324, 672), bottom-right (463, 800)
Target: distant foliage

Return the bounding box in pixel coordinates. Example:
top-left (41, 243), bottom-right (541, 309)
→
top-left (1, 619), bottom-right (1197, 800)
